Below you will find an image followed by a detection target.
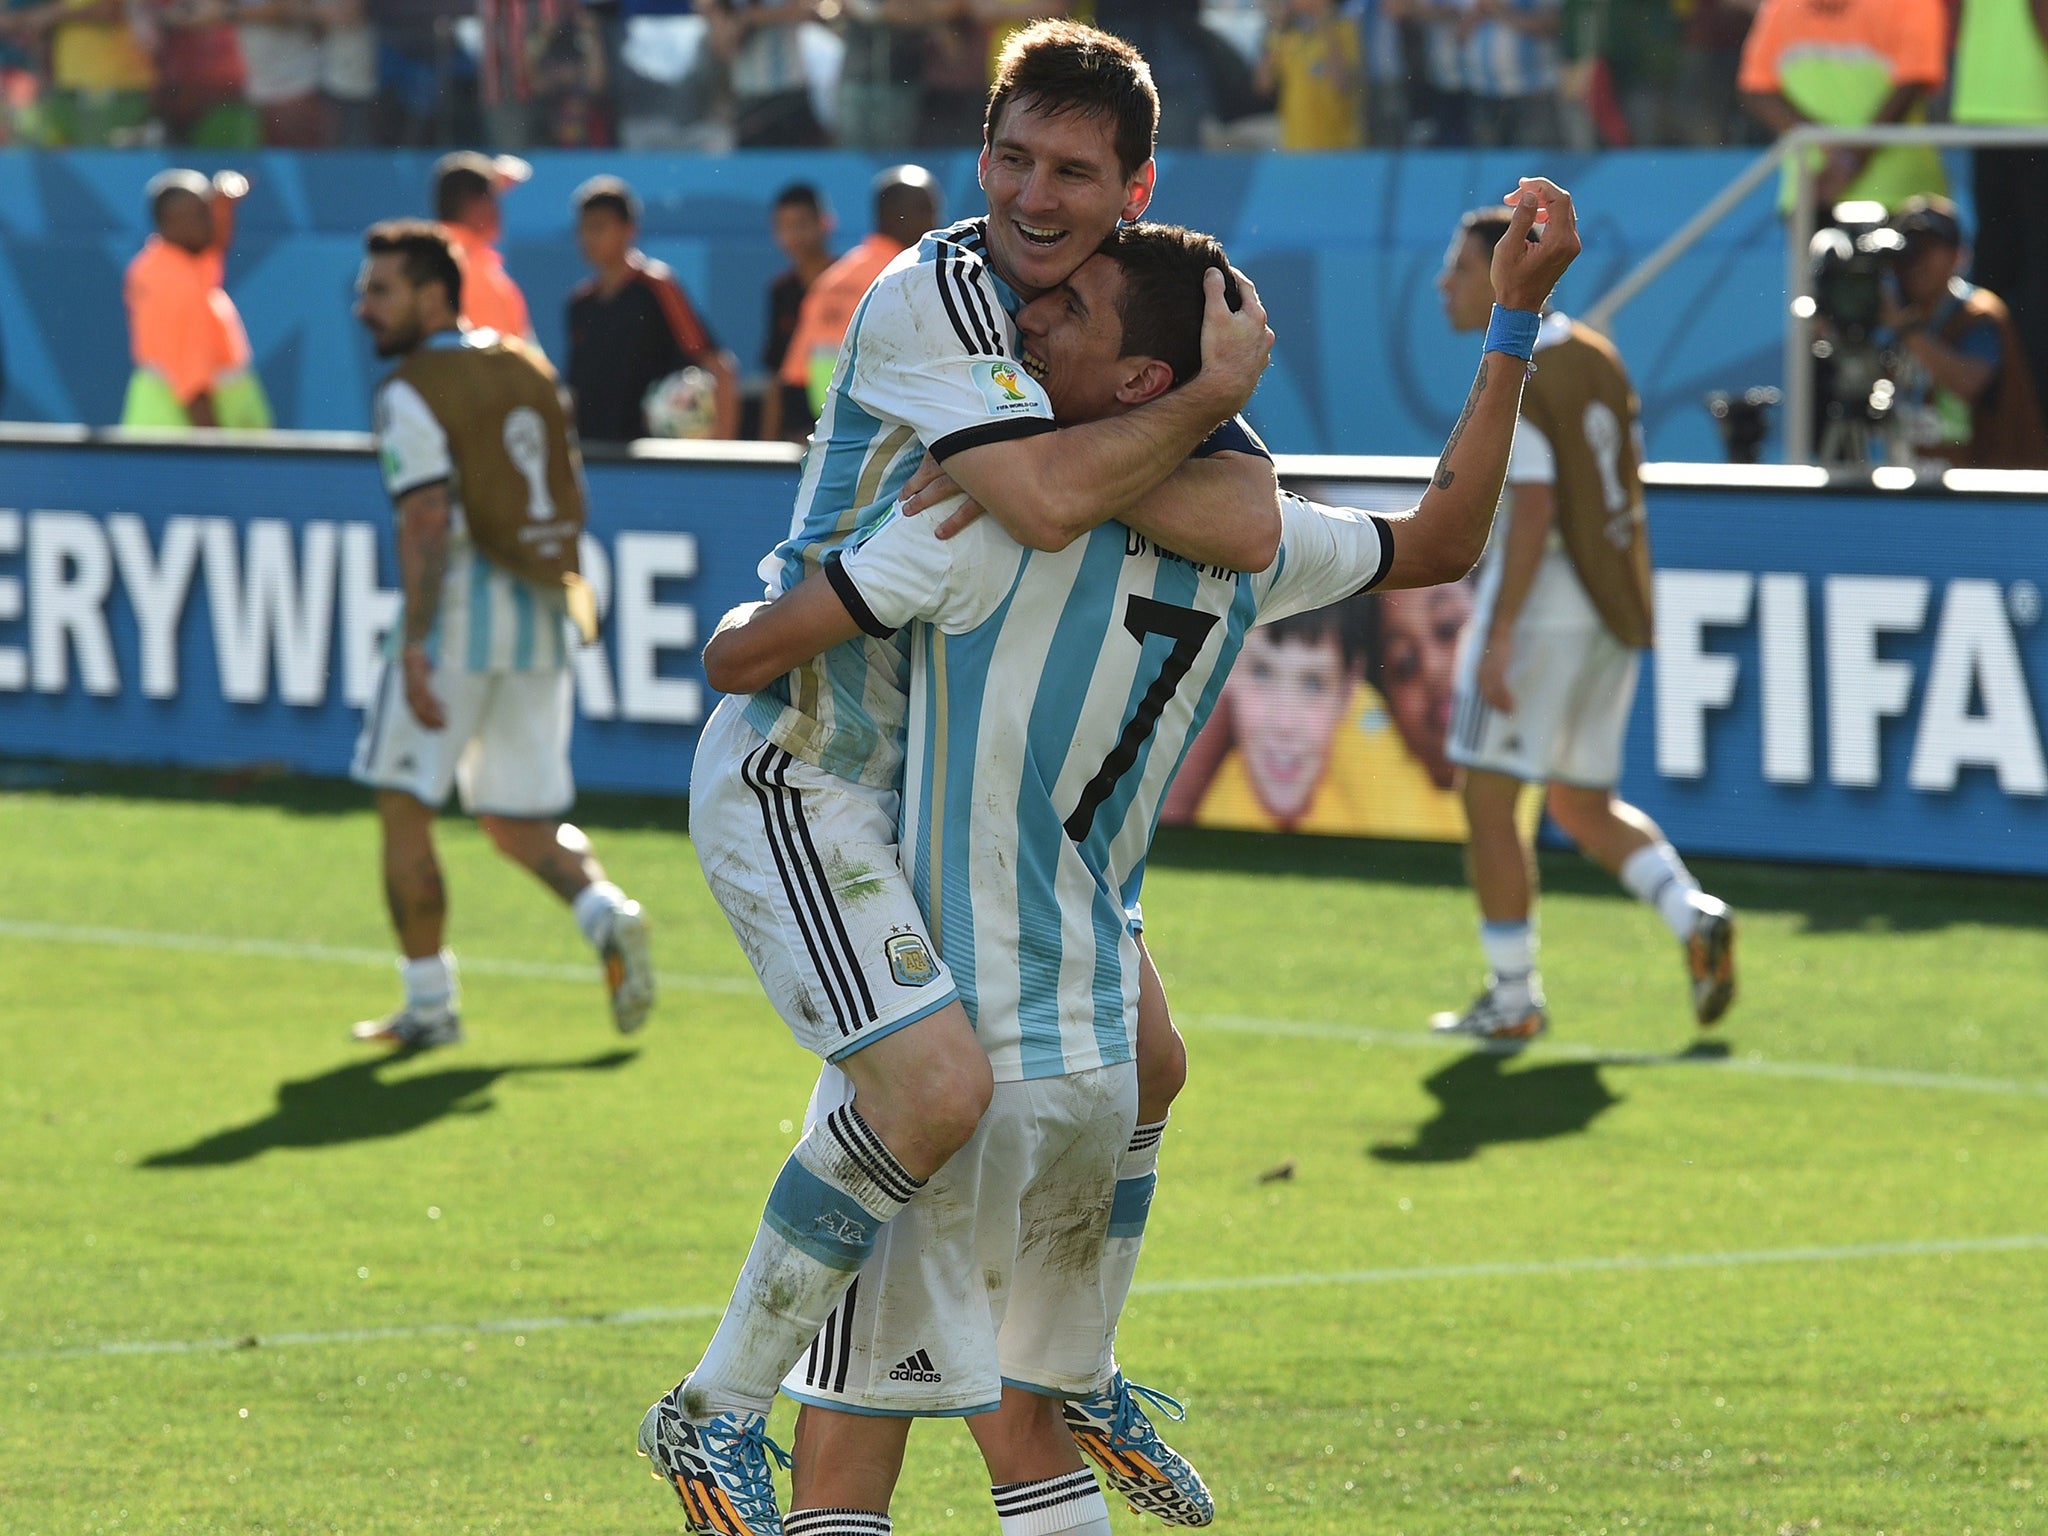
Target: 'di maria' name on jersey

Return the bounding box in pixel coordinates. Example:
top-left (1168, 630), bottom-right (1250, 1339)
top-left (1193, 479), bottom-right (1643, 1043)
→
top-left (1123, 528), bottom-right (1236, 582)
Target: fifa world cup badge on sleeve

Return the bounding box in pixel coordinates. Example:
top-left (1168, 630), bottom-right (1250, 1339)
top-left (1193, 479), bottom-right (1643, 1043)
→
top-left (884, 932), bottom-right (938, 987)
top-left (974, 360), bottom-right (1049, 417)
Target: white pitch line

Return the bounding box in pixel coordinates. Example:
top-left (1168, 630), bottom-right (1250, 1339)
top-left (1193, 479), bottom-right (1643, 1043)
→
top-left (8, 1235), bottom-right (2043, 1366)
top-left (1179, 1011), bottom-right (2048, 1100)
top-left (4, 919), bottom-right (2044, 1099)
top-left (0, 917), bottom-right (759, 996)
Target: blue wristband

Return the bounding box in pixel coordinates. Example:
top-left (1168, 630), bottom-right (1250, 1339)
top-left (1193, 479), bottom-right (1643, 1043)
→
top-left (1484, 305), bottom-right (1542, 362)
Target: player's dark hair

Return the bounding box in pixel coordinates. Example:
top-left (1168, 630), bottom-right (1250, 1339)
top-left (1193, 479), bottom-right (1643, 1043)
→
top-left (986, 20), bottom-right (1158, 179)
top-left (1263, 593), bottom-right (1373, 674)
top-left (366, 219), bottom-right (465, 312)
top-left (433, 153), bottom-right (496, 223)
top-left (1104, 222), bottom-right (1237, 390)
top-left (1458, 207), bottom-right (1515, 253)
top-left (146, 168), bottom-right (211, 224)
top-left (572, 174), bottom-right (639, 225)
top-left (774, 182), bottom-right (823, 216)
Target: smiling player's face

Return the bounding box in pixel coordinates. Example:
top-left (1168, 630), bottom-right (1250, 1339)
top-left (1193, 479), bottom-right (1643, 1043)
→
top-left (1014, 252), bottom-right (1140, 424)
top-left (978, 97), bottom-right (1153, 300)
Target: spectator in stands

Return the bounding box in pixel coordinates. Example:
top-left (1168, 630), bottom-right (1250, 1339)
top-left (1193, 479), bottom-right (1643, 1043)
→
top-left (778, 164), bottom-right (937, 422)
top-left (1462, 0), bottom-right (1563, 148)
top-left (235, 0), bottom-right (330, 145)
top-left (1411, 0), bottom-right (1473, 143)
top-left (1359, 0), bottom-right (1419, 147)
top-left (1950, 0), bottom-right (2048, 426)
top-left (372, 0), bottom-right (475, 145)
top-left (836, 0), bottom-right (923, 148)
top-left (1558, 0), bottom-right (1682, 149)
top-left (1676, 0), bottom-right (1762, 147)
top-left (435, 151), bottom-right (536, 344)
top-left (154, 0), bottom-right (258, 147)
top-left (760, 181), bottom-right (833, 444)
top-left (530, 1), bottom-right (609, 145)
top-left (316, 0), bottom-right (377, 144)
top-left (123, 168), bottom-right (273, 429)
top-left (1739, 0), bottom-right (1949, 212)
top-left (1094, 0), bottom-right (1215, 145)
top-left (916, 0), bottom-right (983, 144)
top-left (1883, 197), bottom-right (2048, 470)
top-left (565, 174), bottom-right (739, 442)
top-left (0, 0), bottom-right (155, 145)
top-left (703, 0), bottom-right (825, 146)
top-left (1255, 0), bottom-right (1365, 151)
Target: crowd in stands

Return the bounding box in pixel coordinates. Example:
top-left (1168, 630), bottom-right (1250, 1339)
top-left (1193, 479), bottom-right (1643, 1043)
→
top-left (0, 0), bottom-right (1880, 154)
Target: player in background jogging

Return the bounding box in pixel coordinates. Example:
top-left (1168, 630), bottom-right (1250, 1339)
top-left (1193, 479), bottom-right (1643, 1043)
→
top-left (1432, 204), bottom-right (1736, 1048)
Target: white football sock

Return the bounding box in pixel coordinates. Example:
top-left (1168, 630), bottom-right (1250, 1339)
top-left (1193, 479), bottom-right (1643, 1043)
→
top-left (786, 1510), bottom-right (890, 1536)
top-left (1619, 842), bottom-right (1704, 940)
top-left (687, 1105), bottom-right (923, 1418)
top-left (400, 949), bottom-right (457, 1013)
top-left (573, 880), bottom-right (628, 949)
top-left (1097, 1118), bottom-right (1166, 1378)
top-left (992, 1471), bottom-right (1112, 1536)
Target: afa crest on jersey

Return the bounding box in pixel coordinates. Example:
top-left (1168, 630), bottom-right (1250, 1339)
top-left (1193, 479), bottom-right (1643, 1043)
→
top-left (884, 933), bottom-right (938, 988)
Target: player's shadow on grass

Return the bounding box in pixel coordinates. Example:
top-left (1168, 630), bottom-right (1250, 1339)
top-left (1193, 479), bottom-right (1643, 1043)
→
top-left (1369, 1049), bottom-right (1624, 1163)
top-left (137, 1049), bottom-right (637, 1167)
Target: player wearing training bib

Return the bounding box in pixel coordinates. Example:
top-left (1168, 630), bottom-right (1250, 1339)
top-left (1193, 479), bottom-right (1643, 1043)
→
top-left (1433, 206), bottom-right (1736, 1049)
top-left (644, 26), bottom-right (1285, 1536)
top-left (347, 220), bottom-right (653, 1052)
top-left (691, 196), bottom-right (1584, 1536)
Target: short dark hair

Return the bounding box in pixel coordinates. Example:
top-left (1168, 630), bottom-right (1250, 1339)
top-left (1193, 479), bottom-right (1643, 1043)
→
top-left (573, 174), bottom-right (639, 225)
top-left (774, 182), bottom-right (823, 216)
top-left (1458, 207), bottom-right (1514, 253)
top-left (986, 20), bottom-right (1158, 180)
top-left (146, 168), bottom-right (210, 223)
top-left (366, 218), bottom-right (464, 311)
top-left (1103, 221), bottom-right (1238, 390)
top-left (433, 152), bottom-right (496, 223)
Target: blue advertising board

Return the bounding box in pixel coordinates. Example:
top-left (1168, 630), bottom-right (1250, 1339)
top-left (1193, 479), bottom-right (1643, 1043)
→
top-left (0, 433), bottom-right (794, 796)
top-left (2, 435), bottom-right (2042, 874)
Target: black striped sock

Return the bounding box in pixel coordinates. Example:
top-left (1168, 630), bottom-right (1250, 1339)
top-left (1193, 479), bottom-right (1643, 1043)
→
top-left (991, 1469), bottom-right (1111, 1536)
top-left (786, 1509), bottom-right (890, 1536)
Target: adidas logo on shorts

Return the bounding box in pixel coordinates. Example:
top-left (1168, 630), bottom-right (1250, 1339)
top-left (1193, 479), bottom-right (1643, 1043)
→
top-left (888, 1348), bottom-right (942, 1383)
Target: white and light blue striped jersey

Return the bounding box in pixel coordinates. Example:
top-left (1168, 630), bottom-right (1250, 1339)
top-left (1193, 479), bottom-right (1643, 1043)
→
top-left (1461, 0), bottom-right (1561, 99)
top-left (831, 492), bottom-right (1394, 1082)
top-left (744, 216), bottom-right (1053, 788)
top-left (372, 360), bottom-right (570, 673)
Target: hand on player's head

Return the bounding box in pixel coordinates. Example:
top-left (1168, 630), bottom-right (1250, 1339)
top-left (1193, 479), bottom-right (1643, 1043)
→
top-left (1491, 177), bottom-right (1580, 313)
top-left (1196, 265), bottom-right (1273, 413)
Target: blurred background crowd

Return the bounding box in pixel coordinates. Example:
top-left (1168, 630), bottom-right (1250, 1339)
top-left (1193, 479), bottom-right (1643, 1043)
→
top-left (0, 0), bottom-right (1798, 155)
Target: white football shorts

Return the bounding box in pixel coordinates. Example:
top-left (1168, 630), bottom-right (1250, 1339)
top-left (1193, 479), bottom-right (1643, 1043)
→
top-left (781, 1059), bottom-right (1139, 1417)
top-left (1446, 556), bottom-right (1640, 789)
top-left (691, 696), bottom-right (959, 1063)
top-left (351, 659), bottom-right (574, 817)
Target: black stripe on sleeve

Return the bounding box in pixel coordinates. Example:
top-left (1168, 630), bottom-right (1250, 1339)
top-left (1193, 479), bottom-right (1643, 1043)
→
top-left (1352, 514), bottom-right (1396, 595)
top-left (823, 549), bottom-right (896, 639)
top-left (929, 414), bottom-right (1056, 462)
top-left (947, 248), bottom-right (999, 354)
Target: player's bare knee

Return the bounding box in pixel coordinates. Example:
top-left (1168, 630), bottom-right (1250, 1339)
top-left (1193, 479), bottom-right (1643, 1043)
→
top-left (1135, 1023), bottom-right (1187, 1121)
top-left (1545, 784), bottom-right (1609, 843)
top-left (921, 1049), bottom-right (993, 1158)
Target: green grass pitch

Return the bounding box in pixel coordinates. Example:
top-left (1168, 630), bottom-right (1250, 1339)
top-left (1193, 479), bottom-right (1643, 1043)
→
top-left (2, 771), bottom-right (2043, 1534)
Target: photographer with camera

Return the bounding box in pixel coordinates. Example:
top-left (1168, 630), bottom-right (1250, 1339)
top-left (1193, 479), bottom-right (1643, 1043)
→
top-left (1881, 196), bottom-right (2048, 471)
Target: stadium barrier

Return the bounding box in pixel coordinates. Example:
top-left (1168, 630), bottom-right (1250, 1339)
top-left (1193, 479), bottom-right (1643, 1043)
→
top-left (1, 429), bottom-right (2042, 875)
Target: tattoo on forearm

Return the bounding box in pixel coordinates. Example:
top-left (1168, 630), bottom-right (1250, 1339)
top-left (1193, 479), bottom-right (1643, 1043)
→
top-left (402, 539), bottom-right (447, 647)
top-left (1433, 357), bottom-right (1490, 491)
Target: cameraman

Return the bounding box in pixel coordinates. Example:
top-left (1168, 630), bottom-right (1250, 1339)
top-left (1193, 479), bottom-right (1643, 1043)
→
top-left (1882, 196), bottom-right (2048, 470)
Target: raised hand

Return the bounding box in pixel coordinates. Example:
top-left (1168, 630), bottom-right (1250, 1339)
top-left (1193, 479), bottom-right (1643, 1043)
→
top-left (1491, 177), bottom-right (1581, 314)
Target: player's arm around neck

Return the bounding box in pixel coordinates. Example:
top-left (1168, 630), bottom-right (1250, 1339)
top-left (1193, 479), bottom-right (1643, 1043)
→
top-left (1120, 450), bottom-right (1282, 572)
top-left (1377, 179), bottom-right (1580, 592)
top-left (701, 575), bottom-right (864, 697)
top-left (941, 269), bottom-right (1274, 552)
